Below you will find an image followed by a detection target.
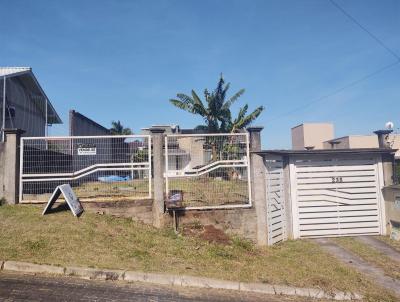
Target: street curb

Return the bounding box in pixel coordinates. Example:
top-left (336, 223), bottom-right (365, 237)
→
top-left (3, 261), bottom-right (64, 275)
top-left (0, 261), bottom-right (362, 300)
top-left (65, 266), bottom-right (125, 281)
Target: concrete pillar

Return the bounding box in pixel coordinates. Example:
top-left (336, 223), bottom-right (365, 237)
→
top-left (1, 129), bottom-right (24, 204)
top-left (374, 129), bottom-right (393, 149)
top-left (282, 155), bottom-right (293, 239)
top-left (247, 126), bottom-right (268, 246)
top-left (382, 153), bottom-right (395, 187)
top-left (150, 127), bottom-right (165, 227)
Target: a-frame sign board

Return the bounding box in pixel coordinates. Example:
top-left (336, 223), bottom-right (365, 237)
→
top-left (43, 184), bottom-right (84, 217)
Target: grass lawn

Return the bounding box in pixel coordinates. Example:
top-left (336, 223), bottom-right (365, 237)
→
top-left (22, 179), bottom-right (150, 203)
top-left (0, 205), bottom-right (397, 301)
top-left (22, 177), bottom-right (248, 207)
top-left (168, 177), bottom-right (248, 207)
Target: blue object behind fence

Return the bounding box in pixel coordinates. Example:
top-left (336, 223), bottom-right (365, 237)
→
top-left (98, 175), bottom-right (131, 182)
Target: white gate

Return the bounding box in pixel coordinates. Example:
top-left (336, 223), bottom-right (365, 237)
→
top-left (20, 135), bottom-right (151, 203)
top-left (289, 154), bottom-right (386, 238)
top-left (265, 155), bottom-right (287, 245)
top-left (164, 133), bottom-right (251, 209)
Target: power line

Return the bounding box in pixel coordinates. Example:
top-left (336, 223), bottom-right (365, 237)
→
top-left (329, 0), bottom-right (400, 61)
top-left (267, 1), bottom-right (400, 122)
top-left (268, 60), bottom-right (399, 123)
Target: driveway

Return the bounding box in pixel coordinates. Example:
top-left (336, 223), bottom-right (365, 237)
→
top-left (315, 237), bottom-right (400, 297)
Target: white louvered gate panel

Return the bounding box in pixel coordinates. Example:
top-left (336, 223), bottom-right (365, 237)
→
top-left (290, 155), bottom-right (385, 238)
top-left (265, 156), bottom-right (286, 245)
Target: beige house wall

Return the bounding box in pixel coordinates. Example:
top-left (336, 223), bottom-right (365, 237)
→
top-left (323, 137), bottom-right (350, 149)
top-left (291, 125), bottom-right (305, 150)
top-left (348, 135), bottom-right (379, 148)
top-left (292, 123), bottom-right (334, 150)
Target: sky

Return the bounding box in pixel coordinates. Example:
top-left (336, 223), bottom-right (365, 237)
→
top-left (1, 0), bottom-right (399, 149)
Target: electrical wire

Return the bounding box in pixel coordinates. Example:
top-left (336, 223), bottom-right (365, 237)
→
top-left (329, 0), bottom-right (400, 61)
top-left (267, 1), bottom-right (400, 122)
top-left (267, 60), bottom-right (399, 122)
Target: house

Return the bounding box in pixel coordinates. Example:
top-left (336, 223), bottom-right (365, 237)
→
top-left (69, 109), bottom-right (110, 136)
top-left (0, 67), bottom-right (61, 138)
top-left (141, 125), bottom-right (246, 173)
top-left (291, 122), bottom-right (400, 159)
top-left (323, 135), bottom-right (379, 149)
top-left (291, 123), bottom-right (334, 150)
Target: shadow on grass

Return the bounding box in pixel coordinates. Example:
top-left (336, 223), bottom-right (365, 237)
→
top-left (44, 203), bottom-right (83, 217)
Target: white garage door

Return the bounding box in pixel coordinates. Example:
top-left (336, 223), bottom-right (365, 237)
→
top-left (290, 155), bottom-right (385, 238)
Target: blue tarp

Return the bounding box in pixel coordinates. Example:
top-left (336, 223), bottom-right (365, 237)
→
top-left (98, 175), bottom-right (131, 182)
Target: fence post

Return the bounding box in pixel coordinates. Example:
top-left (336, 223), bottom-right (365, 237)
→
top-left (247, 126), bottom-right (268, 246)
top-left (0, 129), bottom-right (24, 204)
top-left (150, 127), bottom-right (165, 228)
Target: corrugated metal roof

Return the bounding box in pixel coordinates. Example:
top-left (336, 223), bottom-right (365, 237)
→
top-left (0, 67), bottom-right (31, 77)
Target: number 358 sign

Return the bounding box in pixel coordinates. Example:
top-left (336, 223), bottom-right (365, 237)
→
top-left (332, 177), bottom-right (343, 183)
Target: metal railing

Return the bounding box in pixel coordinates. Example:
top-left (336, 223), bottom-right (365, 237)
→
top-left (164, 133), bottom-right (251, 209)
top-left (20, 135), bottom-right (151, 203)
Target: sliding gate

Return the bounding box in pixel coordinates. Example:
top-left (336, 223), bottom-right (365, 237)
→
top-left (20, 135), bottom-right (151, 203)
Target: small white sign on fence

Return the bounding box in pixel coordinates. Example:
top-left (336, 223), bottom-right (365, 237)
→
top-left (42, 184), bottom-right (84, 217)
top-left (77, 144), bottom-right (97, 155)
top-left (77, 147), bottom-right (97, 155)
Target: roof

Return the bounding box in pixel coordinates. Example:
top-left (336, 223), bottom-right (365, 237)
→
top-left (0, 67), bottom-right (31, 77)
top-left (255, 148), bottom-right (397, 156)
top-left (69, 110), bottom-right (110, 133)
top-left (0, 67), bottom-right (62, 124)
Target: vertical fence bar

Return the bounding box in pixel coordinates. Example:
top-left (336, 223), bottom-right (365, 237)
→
top-left (148, 136), bottom-right (152, 199)
top-left (164, 135), bottom-right (169, 199)
top-left (246, 132), bottom-right (252, 207)
top-left (2, 76), bottom-right (6, 142)
top-left (19, 138), bottom-right (24, 203)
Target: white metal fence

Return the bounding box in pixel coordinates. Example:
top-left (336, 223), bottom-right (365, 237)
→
top-left (164, 133), bottom-right (251, 209)
top-left (20, 135), bottom-right (151, 203)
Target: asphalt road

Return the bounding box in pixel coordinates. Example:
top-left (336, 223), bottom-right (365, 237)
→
top-left (0, 271), bottom-right (312, 302)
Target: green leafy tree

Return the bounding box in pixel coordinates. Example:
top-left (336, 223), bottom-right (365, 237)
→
top-left (110, 120), bottom-right (132, 135)
top-left (224, 104), bottom-right (264, 133)
top-left (169, 75), bottom-right (264, 133)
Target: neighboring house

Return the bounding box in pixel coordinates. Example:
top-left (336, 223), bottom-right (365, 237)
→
top-left (69, 110), bottom-right (111, 136)
top-left (141, 125), bottom-right (198, 172)
top-left (0, 67), bottom-right (61, 137)
top-left (142, 124), bottom-right (247, 175)
top-left (291, 123), bottom-right (334, 150)
top-left (291, 121), bottom-right (400, 159)
top-left (323, 135), bottom-right (379, 149)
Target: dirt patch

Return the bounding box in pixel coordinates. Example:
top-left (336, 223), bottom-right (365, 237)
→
top-left (182, 224), bottom-right (231, 245)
